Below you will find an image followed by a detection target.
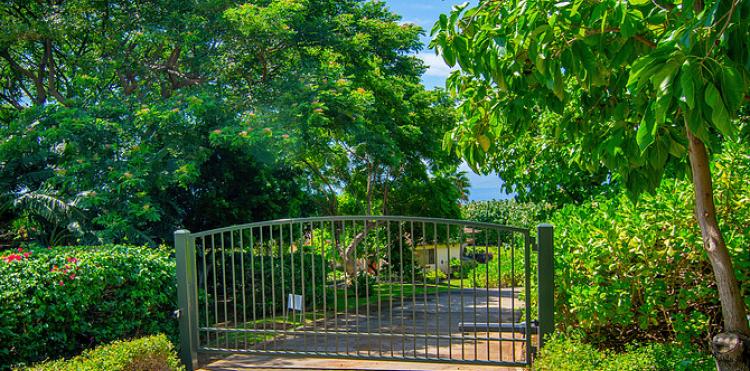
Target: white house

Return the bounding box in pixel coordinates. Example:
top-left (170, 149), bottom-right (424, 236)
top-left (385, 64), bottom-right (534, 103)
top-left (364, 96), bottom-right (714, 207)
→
top-left (413, 243), bottom-right (463, 275)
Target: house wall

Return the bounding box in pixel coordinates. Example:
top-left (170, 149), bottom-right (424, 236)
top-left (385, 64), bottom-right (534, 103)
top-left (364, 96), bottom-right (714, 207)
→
top-left (415, 245), bottom-right (463, 275)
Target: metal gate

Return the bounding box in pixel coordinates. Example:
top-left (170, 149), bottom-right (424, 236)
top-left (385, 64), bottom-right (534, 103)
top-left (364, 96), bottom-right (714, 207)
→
top-left (174, 216), bottom-right (553, 370)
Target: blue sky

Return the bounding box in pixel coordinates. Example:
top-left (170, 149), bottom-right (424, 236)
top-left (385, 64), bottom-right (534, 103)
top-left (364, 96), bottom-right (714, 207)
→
top-left (382, 0), bottom-right (513, 201)
top-left (384, 0), bottom-right (468, 88)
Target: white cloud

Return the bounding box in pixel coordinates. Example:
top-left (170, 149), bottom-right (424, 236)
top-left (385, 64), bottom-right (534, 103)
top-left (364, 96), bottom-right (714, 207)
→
top-left (417, 52), bottom-right (456, 78)
top-left (399, 18), bottom-right (427, 27)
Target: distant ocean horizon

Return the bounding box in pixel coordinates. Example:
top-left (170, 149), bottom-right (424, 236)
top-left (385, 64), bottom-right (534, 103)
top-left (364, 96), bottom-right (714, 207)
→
top-left (459, 163), bottom-right (514, 201)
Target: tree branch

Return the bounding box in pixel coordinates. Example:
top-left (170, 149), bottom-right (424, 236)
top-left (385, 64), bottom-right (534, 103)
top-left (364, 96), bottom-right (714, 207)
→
top-left (45, 40), bottom-right (68, 106)
top-left (583, 27), bottom-right (657, 49)
top-left (0, 92), bottom-right (23, 110)
top-left (706, 0), bottom-right (740, 57)
top-left (0, 48), bottom-right (36, 80)
top-left (300, 157), bottom-right (338, 215)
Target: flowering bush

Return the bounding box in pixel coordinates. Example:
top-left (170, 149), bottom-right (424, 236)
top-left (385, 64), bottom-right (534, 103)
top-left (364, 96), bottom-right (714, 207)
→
top-left (0, 245), bottom-right (177, 369)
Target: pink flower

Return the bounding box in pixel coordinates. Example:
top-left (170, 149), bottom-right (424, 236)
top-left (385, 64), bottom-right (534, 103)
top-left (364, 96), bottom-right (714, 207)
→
top-left (3, 254), bottom-right (22, 263)
top-left (69, 274), bottom-right (76, 280)
top-left (59, 281), bottom-right (64, 286)
top-left (66, 257), bottom-right (77, 264)
top-left (17, 248), bottom-right (23, 252)
top-left (23, 252), bottom-right (30, 258)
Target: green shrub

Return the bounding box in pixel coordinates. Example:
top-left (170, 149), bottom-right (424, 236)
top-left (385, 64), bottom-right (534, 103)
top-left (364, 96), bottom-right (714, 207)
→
top-left (551, 140), bottom-right (750, 347)
top-left (198, 250), bottom-right (327, 329)
top-left (449, 257), bottom-right (476, 279)
top-left (0, 245), bottom-right (177, 369)
top-left (424, 269), bottom-right (447, 284)
top-left (24, 334), bottom-right (183, 371)
top-left (462, 199), bottom-right (550, 229)
top-left (534, 336), bottom-right (713, 371)
top-left (462, 246), bottom-right (535, 288)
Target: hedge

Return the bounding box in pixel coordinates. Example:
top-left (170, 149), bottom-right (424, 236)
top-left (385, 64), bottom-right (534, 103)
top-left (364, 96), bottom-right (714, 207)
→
top-left (551, 140), bottom-right (750, 347)
top-left (0, 245), bottom-right (177, 369)
top-left (23, 334), bottom-right (183, 371)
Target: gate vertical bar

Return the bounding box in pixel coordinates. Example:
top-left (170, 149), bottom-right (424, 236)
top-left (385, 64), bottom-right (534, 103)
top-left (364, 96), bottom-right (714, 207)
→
top-left (175, 229), bottom-right (198, 370)
top-left (523, 232), bottom-right (532, 363)
top-left (537, 224), bottom-right (554, 350)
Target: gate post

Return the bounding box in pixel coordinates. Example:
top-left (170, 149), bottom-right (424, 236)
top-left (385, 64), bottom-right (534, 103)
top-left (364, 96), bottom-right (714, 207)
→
top-left (536, 224), bottom-right (554, 349)
top-left (175, 230), bottom-right (198, 370)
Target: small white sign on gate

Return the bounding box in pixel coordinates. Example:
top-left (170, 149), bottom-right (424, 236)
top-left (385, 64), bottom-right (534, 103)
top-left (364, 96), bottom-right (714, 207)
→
top-left (288, 293), bottom-right (303, 311)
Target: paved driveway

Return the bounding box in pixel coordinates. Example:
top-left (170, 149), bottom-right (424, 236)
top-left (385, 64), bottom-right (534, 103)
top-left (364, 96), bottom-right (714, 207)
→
top-left (201, 287), bottom-right (531, 369)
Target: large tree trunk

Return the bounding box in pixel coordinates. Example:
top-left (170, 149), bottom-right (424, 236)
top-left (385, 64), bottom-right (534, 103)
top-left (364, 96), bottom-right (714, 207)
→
top-left (686, 124), bottom-right (750, 370)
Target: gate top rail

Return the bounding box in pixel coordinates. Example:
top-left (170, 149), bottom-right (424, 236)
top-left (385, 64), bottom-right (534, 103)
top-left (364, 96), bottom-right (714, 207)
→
top-left (188, 215), bottom-right (531, 238)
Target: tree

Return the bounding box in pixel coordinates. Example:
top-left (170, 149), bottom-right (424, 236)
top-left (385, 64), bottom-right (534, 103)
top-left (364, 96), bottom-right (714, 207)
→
top-left (0, 1), bottom-right (341, 243)
top-left (219, 0), bottom-right (462, 217)
top-left (0, 0), bottom-right (463, 248)
top-left (432, 1), bottom-right (749, 369)
top-left (471, 118), bottom-right (615, 206)
top-left (213, 0), bottom-right (465, 273)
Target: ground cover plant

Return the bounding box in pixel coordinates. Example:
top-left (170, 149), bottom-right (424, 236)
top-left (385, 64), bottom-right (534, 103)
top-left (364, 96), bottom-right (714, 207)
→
top-left (0, 245), bottom-right (177, 369)
top-left (534, 336), bottom-right (714, 371)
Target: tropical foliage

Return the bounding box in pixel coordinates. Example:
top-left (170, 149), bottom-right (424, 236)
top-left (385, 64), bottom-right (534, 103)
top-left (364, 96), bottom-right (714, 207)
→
top-left (461, 199), bottom-right (551, 229)
top-left (552, 140), bottom-right (750, 346)
top-left (432, 0), bottom-right (750, 365)
top-left (0, 245), bottom-right (177, 369)
top-left (0, 0), bottom-right (463, 247)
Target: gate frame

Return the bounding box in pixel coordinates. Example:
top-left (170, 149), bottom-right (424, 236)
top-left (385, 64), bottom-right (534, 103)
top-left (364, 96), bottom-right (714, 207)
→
top-left (175, 229), bottom-right (199, 370)
top-left (174, 219), bottom-right (554, 371)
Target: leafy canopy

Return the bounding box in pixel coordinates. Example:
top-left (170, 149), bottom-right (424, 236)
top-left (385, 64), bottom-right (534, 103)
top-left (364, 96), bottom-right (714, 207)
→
top-left (0, 0), bottom-right (461, 244)
top-left (432, 0), bottom-right (750, 195)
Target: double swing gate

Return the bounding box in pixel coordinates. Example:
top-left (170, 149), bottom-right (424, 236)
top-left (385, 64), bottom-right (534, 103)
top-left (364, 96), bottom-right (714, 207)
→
top-left (175, 216), bottom-right (554, 369)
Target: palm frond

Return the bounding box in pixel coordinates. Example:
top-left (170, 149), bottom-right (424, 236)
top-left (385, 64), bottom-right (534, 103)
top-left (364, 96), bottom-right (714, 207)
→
top-left (13, 190), bottom-right (86, 225)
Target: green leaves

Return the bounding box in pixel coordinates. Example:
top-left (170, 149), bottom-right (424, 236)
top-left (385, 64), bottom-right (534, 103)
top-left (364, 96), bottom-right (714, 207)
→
top-left (636, 110), bottom-right (657, 151)
top-left (550, 140), bottom-right (750, 345)
top-left (432, 0), bottom-right (750, 203)
top-left (704, 82), bottom-right (733, 138)
top-left (0, 245), bottom-right (177, 367)
top-left (31, 334), bottom-right (183, 371)
top-left (679, 61), bottom-right (696, 109)
top-left (718, 65), bottom-right (746, 112)
top-left (2, 0), bottom-right (458, 241)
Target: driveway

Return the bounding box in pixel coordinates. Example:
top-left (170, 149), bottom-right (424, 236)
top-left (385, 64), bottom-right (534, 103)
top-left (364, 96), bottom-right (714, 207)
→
top-left (201, 287), bottom-right (531, 369)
